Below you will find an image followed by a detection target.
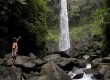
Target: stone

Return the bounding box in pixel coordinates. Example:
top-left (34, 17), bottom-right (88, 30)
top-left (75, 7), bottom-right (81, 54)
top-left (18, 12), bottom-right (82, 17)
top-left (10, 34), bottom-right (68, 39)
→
top-left (40, 61), bottom-right (71, 80)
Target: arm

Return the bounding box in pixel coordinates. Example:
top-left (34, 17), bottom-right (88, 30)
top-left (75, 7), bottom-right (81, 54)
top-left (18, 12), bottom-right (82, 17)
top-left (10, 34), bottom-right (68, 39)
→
top-left (17, 36), bottom-right (21, 42)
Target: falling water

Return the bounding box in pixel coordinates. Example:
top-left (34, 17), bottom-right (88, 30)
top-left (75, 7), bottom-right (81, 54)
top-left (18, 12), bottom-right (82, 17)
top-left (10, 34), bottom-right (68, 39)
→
top-left (59, 0), bottom-right (70, 51)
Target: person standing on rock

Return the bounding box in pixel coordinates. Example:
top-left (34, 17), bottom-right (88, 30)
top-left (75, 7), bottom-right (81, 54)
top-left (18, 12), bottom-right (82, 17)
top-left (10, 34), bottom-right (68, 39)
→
top-left (12, 36), bottom-right (21, 68)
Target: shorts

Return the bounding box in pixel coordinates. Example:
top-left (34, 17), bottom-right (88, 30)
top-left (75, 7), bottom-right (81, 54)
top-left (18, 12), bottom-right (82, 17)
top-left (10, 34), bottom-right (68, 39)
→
top-left (12, 53), bottom-right (17, 59)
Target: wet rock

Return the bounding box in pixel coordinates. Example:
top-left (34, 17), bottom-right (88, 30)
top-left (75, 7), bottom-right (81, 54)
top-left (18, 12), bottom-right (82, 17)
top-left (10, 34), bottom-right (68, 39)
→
top-left (73, 73), bottom-right (84, 79)
top-left (88, 55), bottom-right (99, 62)
top-left (93, 72), bottom-right (103, 79)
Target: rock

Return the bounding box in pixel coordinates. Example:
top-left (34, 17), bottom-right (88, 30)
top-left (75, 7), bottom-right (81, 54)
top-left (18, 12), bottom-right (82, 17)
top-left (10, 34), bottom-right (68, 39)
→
top-left (43, 54), bottom-right (77, 71)
top-left (4, 54), bottom-right (12, 61)
top-left (40, 61), bottom-right (71, 80)
top-left (92, 58), bottom-right (102, 69)
top-left (6, 56), bottom-right (44, 69)
top-left (37, 76), bottom-right (50, 80)
top-left (57, 58), bottom-right (76, 71)
top-left (0, 58), bottom-right (4, 65)
top-left (43, 54), bottom-right (61, 63)
top-left (104, 70), bottom-right (110, 80)
top-left (88, 55), bottom-right (99, 62)
top-left (27, 76), bottom-right (39, 80)
top-left (29, 52), bottom-right (37, 59)
top-left (73, 73), bottom-right (84, 79)
top-left (76, 59), bottom-right (86, 68)
top-left (102, 57), bottom-right (110, 63)
top-left (0, 66), bottom-right (22, 80)
top-left (24, 71), bottom-right (40, 80)
top-left (93, 72), bottom-right (103, 79)
top-left (98, 65), bottom-right (110, 76)
top-left (97, 64), bottom-right (110, 80)
top-left (58, 50), bottom-right (71, 58)
top-left (72, 67), bottom-right (84, 74)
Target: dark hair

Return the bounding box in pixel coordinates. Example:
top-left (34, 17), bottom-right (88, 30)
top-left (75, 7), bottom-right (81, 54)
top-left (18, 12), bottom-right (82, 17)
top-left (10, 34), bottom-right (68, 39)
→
top-left (13, 37), bottom-right (17, 42)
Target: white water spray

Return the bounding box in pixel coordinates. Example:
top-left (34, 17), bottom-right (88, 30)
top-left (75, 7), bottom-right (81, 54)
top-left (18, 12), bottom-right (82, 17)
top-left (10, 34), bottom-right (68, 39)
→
top-left (59, 0), bottom-right (70, 51)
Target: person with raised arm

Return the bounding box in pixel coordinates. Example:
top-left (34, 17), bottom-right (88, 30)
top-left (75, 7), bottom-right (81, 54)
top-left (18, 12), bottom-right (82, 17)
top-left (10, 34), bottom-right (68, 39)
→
top-left (12, 36), bottom-right (21, 68)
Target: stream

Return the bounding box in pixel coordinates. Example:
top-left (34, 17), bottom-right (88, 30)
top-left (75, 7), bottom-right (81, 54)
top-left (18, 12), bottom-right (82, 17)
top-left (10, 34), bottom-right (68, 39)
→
top-left (68, 55), bottom-right (97, 80)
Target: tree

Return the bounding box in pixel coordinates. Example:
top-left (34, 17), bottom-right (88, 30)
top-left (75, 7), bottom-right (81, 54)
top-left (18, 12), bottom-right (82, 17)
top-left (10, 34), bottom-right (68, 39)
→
top-left (0, 0), bottom-right (48, 58)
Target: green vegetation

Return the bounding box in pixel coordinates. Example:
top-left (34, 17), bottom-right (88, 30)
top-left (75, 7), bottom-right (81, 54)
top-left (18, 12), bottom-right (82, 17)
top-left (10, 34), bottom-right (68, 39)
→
top-left (70, 20), bottom-right (104, 43)
top-left (47, 10), bottom-right (105, 48)
top-left (0, 0), bottom-right (48, 58)
top-left (47, 29), bottom-right (59, 43)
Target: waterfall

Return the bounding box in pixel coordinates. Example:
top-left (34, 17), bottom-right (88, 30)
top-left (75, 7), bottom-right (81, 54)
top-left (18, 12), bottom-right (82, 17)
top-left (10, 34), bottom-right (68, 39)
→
top-left (59, 0), bottom-right (70, 51)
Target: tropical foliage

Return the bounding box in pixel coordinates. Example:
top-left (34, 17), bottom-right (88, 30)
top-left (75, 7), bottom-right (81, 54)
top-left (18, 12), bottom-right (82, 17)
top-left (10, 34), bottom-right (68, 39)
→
top-left (0, 0), bottom-right (47, 58)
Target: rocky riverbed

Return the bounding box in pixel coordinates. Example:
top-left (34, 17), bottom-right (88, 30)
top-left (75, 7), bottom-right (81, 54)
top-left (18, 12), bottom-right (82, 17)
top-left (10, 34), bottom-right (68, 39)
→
top-left (0, 50), bottom-right (110, 80)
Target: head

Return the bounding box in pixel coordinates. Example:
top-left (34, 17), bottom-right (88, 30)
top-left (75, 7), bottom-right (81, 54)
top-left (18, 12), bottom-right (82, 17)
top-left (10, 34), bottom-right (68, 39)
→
top-left (13, 37), bottom-right (17, 43)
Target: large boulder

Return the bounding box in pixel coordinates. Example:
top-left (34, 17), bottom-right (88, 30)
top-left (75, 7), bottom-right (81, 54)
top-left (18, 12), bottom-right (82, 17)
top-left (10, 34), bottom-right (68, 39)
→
top-left (43, 54), bottom-right (61, 63)
top-left (43, 54), bottom-right (77, 71)
top-left (98, 65), bottom-right (110, 77)
top-left (40, 61), bottom-right (71, 80)
top-left (0, 66), bottom-right (22, 80)
top-left (5, 56), bottom-right (44, 69)
top-left (57, 58), bottom-right (77, 71)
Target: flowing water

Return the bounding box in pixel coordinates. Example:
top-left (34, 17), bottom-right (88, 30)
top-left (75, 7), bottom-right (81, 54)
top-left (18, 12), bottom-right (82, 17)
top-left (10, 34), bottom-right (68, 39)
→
top-left (68, 64), bottom-right (94, 80)
top-left (68, 55), bottom-right (97, 80)
top-left (59, 0), bottom-right (70, 51)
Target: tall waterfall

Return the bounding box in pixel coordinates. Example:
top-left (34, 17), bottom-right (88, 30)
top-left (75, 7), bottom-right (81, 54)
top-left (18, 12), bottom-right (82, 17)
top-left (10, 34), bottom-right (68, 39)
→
top-left (59, 0), bottom-right (70, 51)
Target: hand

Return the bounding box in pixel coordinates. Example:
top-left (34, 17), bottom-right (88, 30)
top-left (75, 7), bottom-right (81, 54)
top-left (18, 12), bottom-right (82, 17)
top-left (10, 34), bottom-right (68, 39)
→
top-left (17, 36), bottom-right (21, 41)
top-left (18, 36), bottom-right (21, 38)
